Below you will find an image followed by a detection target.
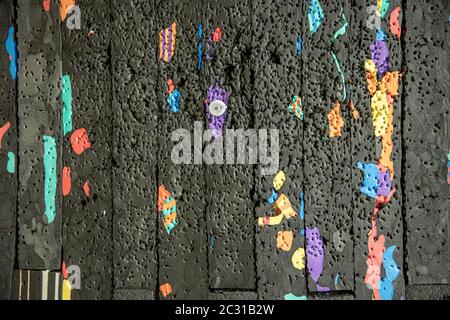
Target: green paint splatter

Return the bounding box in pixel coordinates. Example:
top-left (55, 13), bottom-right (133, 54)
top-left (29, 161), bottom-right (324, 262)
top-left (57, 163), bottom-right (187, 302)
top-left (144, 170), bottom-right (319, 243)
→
top-left (43, 135), bottom-right (57, 224)
top-left (379, 0), bottom-right (390, 20)
top-left (7, 152), bottom-right (15, 173)
top-left (331, 52), bottom-right (347, 102)
top-left (284, 293), bottom-right (307, 300)
top-left (333, 7), bottom-right (348, 40)
top-left (62, 75), bottom-right (73, 136)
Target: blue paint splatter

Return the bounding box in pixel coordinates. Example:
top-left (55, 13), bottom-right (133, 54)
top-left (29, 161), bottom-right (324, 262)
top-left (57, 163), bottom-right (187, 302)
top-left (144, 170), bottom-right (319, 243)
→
top-left (167, 89), bottom-right (181, 113)
top-left (7, 152), bottom-right (15, 173)
top-left (300, 228), bottom-right (305, 236)
top-left (379, 245), bottom-right (401, 300)
top-left (334, 273), bottom-right (340, 287)
top-left (197, 23), bottom-right (203, 71)
top-left (62, 75), bottom-right (73, 136)
top-left (296, 35), bottom-right (302, 56)
top-left (284, 293), bottom-right (307, 300)
top-left (5, 26), bottom-right (18, 80)
top-left (308, 0), bottom-right (324, 33)
top-left (267, 188), bottom-right (279, 205)
top-left (299, 192), bottom-right (305, 220)
top-left (43, 136), bottom-right (57, 224)
top-left (376, 28), bottom-right (387, 41)
top-left (356, 161), bottom-right (379, 199)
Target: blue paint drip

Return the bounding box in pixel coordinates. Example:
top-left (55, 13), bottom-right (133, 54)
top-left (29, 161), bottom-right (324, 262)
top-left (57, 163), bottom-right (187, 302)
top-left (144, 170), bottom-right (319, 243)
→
top-left (267, 188), bottom-right (279, 205)
top-left (62, 75), bottom-right (73, 136)
top-left (296, 35), bottom-right (302, 56)
top-left (379, 245), bottom-right (401, 300)
top-left (5, 26), bottom-right (18, 80)
top-left (308, 0), bottom-right (325, 33)
top-left (197, 23), bottom-right (203, 71)
top-left (284, 293), bottom-right (307, 300)
top-left (43, 136), bottom-right (57, 224)
top-left (300, 228), bottom-right (305, 236)
top-left (334, 273), bottom-right (340, 287)
top-left (299, 192), bottom-right (305, 220)
top-left (7, 152), bottom-right (15, 173)
top-left (167, 89), bottom-right (181, 112)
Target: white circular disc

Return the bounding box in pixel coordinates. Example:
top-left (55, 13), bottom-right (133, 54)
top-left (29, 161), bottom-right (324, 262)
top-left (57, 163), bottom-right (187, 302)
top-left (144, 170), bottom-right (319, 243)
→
top-left (208, 99), bottom-right (227, 117)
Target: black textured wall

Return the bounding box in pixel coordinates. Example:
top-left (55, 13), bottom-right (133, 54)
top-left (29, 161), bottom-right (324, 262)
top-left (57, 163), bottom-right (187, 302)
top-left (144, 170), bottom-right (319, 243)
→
top-left (0, 0), bottom-right (449, 301)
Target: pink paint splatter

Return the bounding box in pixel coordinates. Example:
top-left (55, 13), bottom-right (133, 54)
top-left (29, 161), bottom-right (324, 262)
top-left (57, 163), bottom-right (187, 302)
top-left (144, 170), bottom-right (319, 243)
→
top-left (212, 27), bottom-right (222, 42)
top-left (43, 0), bottom-right (50, 12)
top-left (70, 128), bottom-right (91, 155)
top-left (83, 180), bottom-right (90, 197)
top-left (0, 122), bottom-right (11, 149)
top-left (390, 7), bottom-right (401, 39)
top-left (62, 166), bottom-right (71, 196)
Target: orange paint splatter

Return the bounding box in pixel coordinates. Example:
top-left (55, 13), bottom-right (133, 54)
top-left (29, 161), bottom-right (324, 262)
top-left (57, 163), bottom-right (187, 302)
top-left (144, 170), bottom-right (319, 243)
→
top-left (158, 185), bottom-right (171, 212)
top-left (389, 7), bottom-right (401, 39)
top-left (0, 122), bottom-right (11, 149)
top-left (83, 180), bottom-right (90, 197)
top-left (60, 0), bottom-right (76, 22)
top-left (379, 94), bottom-right (395, 178)
top-left (43, 0), bottom-right (50, 12)
top-left (328, 101), bottom-right (345, 138)
top-left (62, 166), bottom-right (71, 196)
top-left (381, 71), bottom-right (401, 97)
top-left (70, 128), bottom-right (91, 155)
top-left (349, 100), bottom-right (360, 120)
top-left (159, 283), bottom-right (172, 298)
top-left (167, 79), bottom-right (175, 94)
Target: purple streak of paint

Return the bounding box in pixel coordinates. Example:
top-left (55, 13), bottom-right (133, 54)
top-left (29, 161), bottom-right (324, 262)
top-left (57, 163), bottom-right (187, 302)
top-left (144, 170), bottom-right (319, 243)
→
top-left (370, 39), bottom-right (390, 79)
top-left (317, 284), bottom-right (331, 292)
top-left (306, 226), bottom-right (324, 283)
top-left (161, 28), bottom-right (167, 60)
top-left (206, 84), bottom-right (230, 138)
top-left (377, 169), bottom-right (392, 197)
top-left (167, 24), bottom-right (173, 62)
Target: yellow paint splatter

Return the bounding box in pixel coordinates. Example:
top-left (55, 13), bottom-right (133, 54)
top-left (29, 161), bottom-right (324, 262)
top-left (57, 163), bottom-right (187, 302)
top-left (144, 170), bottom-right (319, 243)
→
top-left (371, 90), bottom-right (389, 137)
top-left (292, 247), bottom-right (306, 270)
top-left (62, 279), bottom-right (72, 300)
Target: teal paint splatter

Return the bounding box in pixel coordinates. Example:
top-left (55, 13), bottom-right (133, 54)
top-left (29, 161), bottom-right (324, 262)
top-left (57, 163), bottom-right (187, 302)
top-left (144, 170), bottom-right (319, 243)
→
top-left (62, 75), bottom-right (73, 136)
top-left (331, 52), bottom-right (347, 101)
top-left (7, 152), bottom-right (15, 173)
top-left (308, 0), bottom-right (324, 33)
top-left (333, 8), bottom-right (348, 40)
top-left (43, 135), bottom-right (57, 224)
top-left (299, 192), bottom-right (305, 220)
top-left (379, 245), bottom-right (400, 300)
top-left (379, 0), bottom-right (390, 20)
top-left (284, 293), bottom-right (307, 300)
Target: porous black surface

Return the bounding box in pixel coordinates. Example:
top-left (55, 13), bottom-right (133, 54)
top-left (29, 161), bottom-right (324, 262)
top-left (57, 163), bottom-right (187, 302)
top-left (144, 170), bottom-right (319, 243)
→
top-left (62, 0), bottom-right (113, 300)
top-left (16, 0), bottom-right (62, 270)
top-left (0, 0), bottom-right (16, 300)
top-left (403, 0), bottom-right (450, 285)
top-left (0, 0), bottom-right (448, 301)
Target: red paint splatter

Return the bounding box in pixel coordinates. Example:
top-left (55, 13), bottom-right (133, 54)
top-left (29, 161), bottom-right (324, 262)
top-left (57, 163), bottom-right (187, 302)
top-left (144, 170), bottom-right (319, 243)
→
top-left (43, 0), bottom-right (50, 12)
top-left (70, 128), bottom-right (91, 155)
top-left (167, 79), bottom-right (175, 94)
top-left (62, 166), bottom-right (71, 196)
top-left (212, 27), bottom-right (222, 42)
top-left (390, 7), bottom-right (401, 39)
top-left (0, 122), bottom-right (11, 149)
top-left (62, 261), bottom-right (69, 279)
top-left (83, 180), bottom-right (90, 197)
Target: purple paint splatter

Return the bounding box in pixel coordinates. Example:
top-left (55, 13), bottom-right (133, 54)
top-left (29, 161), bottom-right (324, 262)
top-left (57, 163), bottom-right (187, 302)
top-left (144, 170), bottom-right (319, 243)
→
top-left (206, 83), bottom-right (230, 139)
top-left (306, 226), bottom-right (324, 283)
top-left (370, 39), bottom-right (390, 79)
